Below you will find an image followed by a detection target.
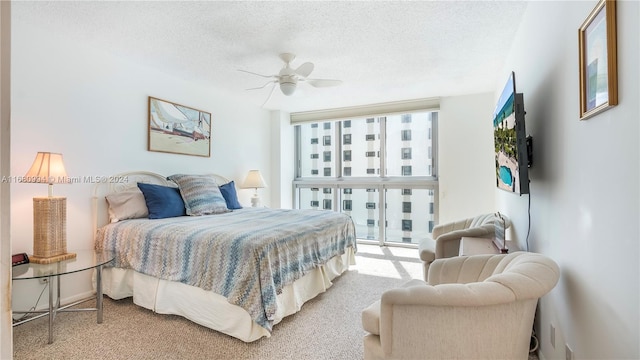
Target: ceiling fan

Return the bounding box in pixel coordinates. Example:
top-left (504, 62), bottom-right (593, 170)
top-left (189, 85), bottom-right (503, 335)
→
top-left (239, 53), bottom-right (342, 106)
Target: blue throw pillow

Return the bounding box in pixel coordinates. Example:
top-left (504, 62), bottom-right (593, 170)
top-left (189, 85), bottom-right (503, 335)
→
top-left (137, 182), bottom-right (186, 219)
top-left (219, 181), bottom-right (242, 210)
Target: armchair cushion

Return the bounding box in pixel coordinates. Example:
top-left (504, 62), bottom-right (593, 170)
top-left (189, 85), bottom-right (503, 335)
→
top-left (361, 300), bottom-right (381, 335)
top-left (362, 279), bottom-right (425, 336)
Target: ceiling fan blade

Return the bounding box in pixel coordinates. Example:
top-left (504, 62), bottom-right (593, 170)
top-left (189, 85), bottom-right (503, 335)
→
top-left (238, 69), bottom-right (277, 79)
top-left (246, 80), bottom-right (277, 91)
top-left (306, 79), bottom-right (343, 87)
top-left (295, 62), bottom-right (314, 78)
top-left (261, 82), bottom-right (277, 108)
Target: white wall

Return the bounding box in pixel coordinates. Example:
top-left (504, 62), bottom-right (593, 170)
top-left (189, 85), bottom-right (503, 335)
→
top-left (498, 1), bottom-right (639, 359)
top-left (10, 14), bottom-right (272, 311)
top-left (438, 93), bottom-right (496, 223)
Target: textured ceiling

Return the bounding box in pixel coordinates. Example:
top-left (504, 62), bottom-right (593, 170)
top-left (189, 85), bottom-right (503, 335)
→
top-left (14, 1), bottom-right (528, 113)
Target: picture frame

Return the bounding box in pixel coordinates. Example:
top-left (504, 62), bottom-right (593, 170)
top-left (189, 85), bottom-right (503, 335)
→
top-left (148, 96), bottom-right (211, 157)
top-left (578, 0), bottom-right (618, 120)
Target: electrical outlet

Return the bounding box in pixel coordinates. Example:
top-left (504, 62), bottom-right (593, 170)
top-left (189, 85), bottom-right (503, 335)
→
top-left (566, 344), bottom-right (574, 360)
top-left (550, 324), bottom-right (556, 348)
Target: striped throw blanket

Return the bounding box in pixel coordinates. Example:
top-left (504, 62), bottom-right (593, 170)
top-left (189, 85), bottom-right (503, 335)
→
top-left (94, 207), bottom-right (357, 331)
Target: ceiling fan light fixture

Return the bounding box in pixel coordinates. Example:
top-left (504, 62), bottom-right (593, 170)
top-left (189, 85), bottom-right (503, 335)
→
top-left (280, 80), bottom-right (297, 96)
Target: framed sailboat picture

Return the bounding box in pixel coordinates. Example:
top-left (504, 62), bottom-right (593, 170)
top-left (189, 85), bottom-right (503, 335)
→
top-left (148, 97), bottom-right (211, 157)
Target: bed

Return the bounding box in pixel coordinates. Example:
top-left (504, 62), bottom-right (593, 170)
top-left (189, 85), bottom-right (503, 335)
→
top-left (92, 171), bottom-right (357, 342)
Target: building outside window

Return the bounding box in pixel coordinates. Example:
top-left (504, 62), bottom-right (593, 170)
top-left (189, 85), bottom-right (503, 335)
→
top-left (294, 108), bottom-right (438, 246)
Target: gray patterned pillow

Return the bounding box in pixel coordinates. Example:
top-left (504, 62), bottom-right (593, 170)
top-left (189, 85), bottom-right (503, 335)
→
top-left (167, 174), bottom-right (229, 216)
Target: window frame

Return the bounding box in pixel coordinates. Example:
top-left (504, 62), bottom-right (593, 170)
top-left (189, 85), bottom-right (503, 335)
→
top-left (293, 109), bottom-right (439, 247)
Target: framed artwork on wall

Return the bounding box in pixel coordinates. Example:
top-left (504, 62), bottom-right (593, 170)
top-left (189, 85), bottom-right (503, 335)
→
top-left (148, 97), bottom-right (211, 157)
top-left (578, 0), bottom-right (618, 120)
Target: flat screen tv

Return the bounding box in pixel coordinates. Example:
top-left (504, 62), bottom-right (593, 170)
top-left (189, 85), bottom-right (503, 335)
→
top-left (493, 71), bottom-right (530, 195)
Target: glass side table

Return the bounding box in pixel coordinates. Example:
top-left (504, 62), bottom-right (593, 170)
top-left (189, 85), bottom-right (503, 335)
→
top-left (12, 249), bottom-right (114, 344)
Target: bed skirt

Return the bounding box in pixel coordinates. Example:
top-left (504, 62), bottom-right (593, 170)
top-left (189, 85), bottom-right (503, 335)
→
top-left (100, 247), bottom-right (356, 342)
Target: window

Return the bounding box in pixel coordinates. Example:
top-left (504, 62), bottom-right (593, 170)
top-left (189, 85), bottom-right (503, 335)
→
top-left (294, 109), bottom-right (438, 246)
top-left (311, 138), bottom-right (318, 144)
top-left (311, 200), bottom-right (319, 207)
top-left (323, 199), bottom-right (332, 210)
top-left (311, 123), bottom-right (318, 128)
top-left (401, 130), bottom-right (411, 141)
top-left (402, 220), bottom-right (413, 231)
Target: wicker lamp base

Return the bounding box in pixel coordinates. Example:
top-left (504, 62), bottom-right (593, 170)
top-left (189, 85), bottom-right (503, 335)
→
top-left (31, 196), bottom-right (76, 264)
top-left (30, 252), bottom-right (77, 264)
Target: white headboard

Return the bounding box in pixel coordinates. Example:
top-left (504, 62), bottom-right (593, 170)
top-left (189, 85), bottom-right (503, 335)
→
top-left (91, 171), bottom-right (230, 234)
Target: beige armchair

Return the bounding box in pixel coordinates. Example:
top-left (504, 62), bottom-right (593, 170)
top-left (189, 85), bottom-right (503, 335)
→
top-left (362, 252), bottom-right (559, 360)
top-left (418, 213), bottom-right (511, 280)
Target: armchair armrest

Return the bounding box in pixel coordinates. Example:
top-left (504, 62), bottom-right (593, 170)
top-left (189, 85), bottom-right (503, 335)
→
top-left (378, 282), bottom-right (519, 357)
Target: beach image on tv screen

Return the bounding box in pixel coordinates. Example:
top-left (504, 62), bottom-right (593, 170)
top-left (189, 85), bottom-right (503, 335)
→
top-left (493, 74), bottom-right (520, 193)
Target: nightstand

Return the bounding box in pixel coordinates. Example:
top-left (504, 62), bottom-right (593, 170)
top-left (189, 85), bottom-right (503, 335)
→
top-left (12, 249), bottom-right (114, 344)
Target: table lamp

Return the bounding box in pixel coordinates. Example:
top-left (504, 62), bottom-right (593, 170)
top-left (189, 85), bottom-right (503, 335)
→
top-left (23, 152), bottom-right (76, 264)
top-left (241, 170), bottom-right (266, 207)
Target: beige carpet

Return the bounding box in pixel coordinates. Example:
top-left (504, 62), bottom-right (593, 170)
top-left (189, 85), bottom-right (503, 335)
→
top-left (13, 245), bottom-right (424, 360)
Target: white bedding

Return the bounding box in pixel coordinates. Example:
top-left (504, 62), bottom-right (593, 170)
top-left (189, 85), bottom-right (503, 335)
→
top-left (102, 248), bottom-right (355, 342)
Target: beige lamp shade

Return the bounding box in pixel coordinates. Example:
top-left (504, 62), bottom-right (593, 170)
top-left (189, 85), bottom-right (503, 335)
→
top-left (24, 152), bottom-right (75, 264)
top-left (241, 170), bottom-right (267, 189)
top-left (24, 152), bottom-right (68, 197)
top-left (241, 170), bottom-right (266, 207)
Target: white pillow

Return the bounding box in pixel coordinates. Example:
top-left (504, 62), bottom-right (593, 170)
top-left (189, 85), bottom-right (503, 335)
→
top-left (105, 188), bottom-right (149, 223)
